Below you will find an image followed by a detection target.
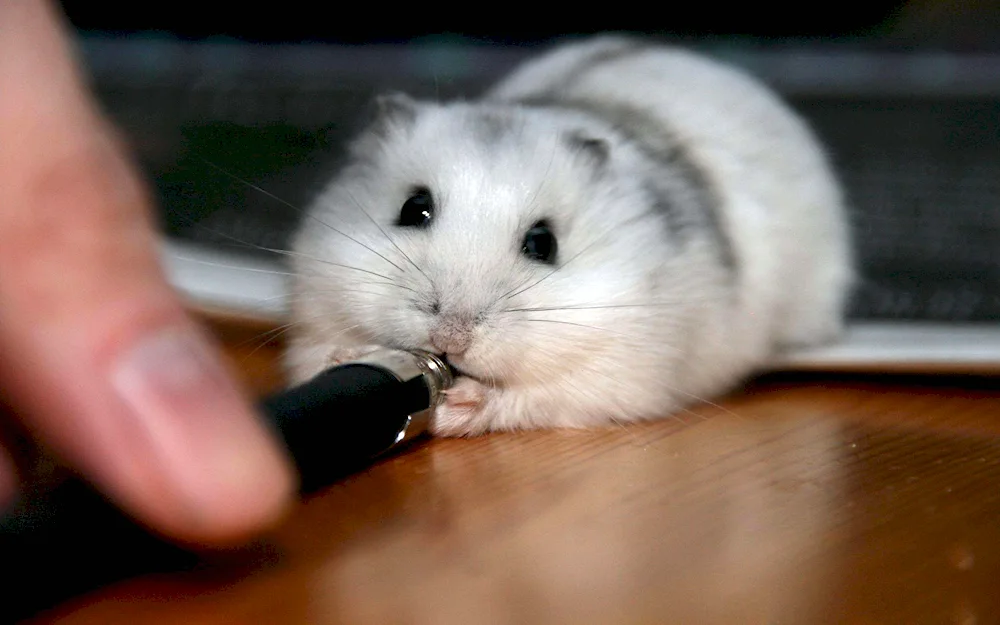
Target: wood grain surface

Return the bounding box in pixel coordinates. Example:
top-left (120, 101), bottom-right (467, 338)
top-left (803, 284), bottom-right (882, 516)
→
top-left (25, 312), bottom-right (1000, 624)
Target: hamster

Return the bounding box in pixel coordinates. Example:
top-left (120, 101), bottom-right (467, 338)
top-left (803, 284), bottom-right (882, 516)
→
top-left (284, 36), bottom-right (853, 436)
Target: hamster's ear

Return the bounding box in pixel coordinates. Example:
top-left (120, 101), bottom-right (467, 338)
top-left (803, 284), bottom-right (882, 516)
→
top-left (374, 91), bottom-right (421, 125)
top-left (565, 131), bottom-right (610, 170)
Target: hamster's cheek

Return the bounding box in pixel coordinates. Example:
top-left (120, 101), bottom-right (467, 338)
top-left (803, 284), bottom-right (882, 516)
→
top-left (443, 345), bottom-right (502, 384)
top-left (400, 314), bottom-right (437, 351)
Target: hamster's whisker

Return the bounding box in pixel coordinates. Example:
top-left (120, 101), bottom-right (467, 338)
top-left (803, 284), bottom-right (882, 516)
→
top-left (669, 404), bottom-right (713, 423)
top-left (519, 316), bottom-right (686, 354)
top-left (164, 199), bottom-right (297, 258)
top-left (517, 317), bottom-right (651, 342)
top-left (238, 319), bottom-right (314, 363)
top-left (233, 307), bottom-right (344, 360)
top-left (172, 225), bottom-right (411, 293)
top-left (285, 286), bottom-right (407, 304)
top-left (259, 248), bottom-right (416, 292)
top-left (166, 254), bottom-right (299, 277)
top-left (235, 318), bottom-right (309, 350)
top-left (504, 302), bottom-right (687, 313)
top-left (197, 158), bottom-right (407, 274)
top-left (234, 289), bottom-right (385, 320)
top-left (166, 200), bottom-right (411, 286)
top-left (313, 283), bottom-right (411, 294)
top-left (523, 141), bottom-right (558, 216)
top-left (653, 380), bottom-right (746, 422)
top-left (343, 189), bottom-right (436, 288)
top-left (178, 252), bottom-right (414, 293)
top-left (318, 322), bottom-right (367, 344)
top-left (502, 236), bottom-right (607, 301)
top-left (303, 262), bottom-right (415, 290)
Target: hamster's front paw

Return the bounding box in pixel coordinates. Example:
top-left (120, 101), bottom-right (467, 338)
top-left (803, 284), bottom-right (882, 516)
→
top-left (432, 376), bottom-right (492, 437)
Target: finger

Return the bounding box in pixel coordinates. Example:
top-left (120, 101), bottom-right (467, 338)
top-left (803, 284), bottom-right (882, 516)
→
top-left (0, 443), bottom-right (17, 511)
top-left (0, 0), bottom-right (297, 544)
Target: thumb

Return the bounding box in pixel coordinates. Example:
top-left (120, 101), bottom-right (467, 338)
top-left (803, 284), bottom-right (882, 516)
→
top-left (0, 0), bottom-right (296, 543)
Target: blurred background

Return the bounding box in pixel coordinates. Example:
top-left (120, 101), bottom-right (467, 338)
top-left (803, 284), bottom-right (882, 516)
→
top-left (58, 1), bottom-right (1000, 324)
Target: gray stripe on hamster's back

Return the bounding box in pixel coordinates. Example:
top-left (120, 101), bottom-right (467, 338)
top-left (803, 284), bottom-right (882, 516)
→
top-left (469, 40), bottom-right (651, 144)
top-left (539, 38), bottom-right (653, 95)
top-left (516, 94), bottom-right (735, 274)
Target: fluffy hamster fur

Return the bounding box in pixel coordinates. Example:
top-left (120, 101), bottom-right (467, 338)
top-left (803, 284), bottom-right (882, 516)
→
top-left (285, 36), bottom-right (853, 436)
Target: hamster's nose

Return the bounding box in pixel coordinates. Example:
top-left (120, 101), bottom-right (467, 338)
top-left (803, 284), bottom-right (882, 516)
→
top-left (429, 325), bottom-right (471, 356)
top-left (429, 335), bottom-right (468, 356)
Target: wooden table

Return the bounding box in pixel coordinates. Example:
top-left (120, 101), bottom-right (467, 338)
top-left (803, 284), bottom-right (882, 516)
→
top-left (26, 313), bottom-right (1000, 624)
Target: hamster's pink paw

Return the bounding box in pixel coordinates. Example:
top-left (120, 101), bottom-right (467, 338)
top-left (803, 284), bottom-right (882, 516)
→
top-left (444, 376), bottom-right (487, 408)
top-left (432, 376), bottom-right (491, 436)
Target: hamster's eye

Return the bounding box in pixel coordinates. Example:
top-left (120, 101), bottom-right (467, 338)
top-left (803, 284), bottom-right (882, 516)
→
top-left (397, 187), bottom-right (434, 228)
top-left (522, 220), bottom-right (558, 264)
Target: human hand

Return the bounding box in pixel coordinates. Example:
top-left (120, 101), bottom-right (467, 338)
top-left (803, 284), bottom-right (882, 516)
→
top-left (0, 1), bottom-right (296, 544)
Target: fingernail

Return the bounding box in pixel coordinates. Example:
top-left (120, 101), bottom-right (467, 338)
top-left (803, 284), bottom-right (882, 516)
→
top-left (111, 326), bottom-right (294, 538)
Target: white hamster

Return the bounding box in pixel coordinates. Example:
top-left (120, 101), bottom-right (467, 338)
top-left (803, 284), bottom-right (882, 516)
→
top-left (284, 36), bottom-right (853, 436)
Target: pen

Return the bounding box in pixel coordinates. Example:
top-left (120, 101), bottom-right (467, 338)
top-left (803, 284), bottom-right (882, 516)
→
top-left (0, 348), bottom-right (453, 620)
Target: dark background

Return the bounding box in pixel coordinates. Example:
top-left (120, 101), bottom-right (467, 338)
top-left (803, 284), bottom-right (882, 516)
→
top-left (58, 1), bottom-right (998, 50)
